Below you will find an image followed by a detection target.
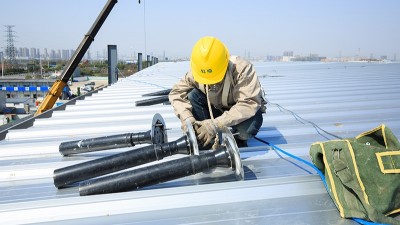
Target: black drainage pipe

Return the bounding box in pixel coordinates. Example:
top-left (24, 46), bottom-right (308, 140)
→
top-left (135, 95), bottom-right (169, 106)
top-left (141, 89), bottom-right (171, 97)
top-left (79, 127), bottom-right (243, 196)
top-left (53, 121), bottom-right (199, 189)
top-left (59, 113), bottom-right (167, 156)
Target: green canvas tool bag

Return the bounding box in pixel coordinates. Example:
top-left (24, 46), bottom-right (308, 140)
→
top-left (309, 124), bottom-right (400, 224)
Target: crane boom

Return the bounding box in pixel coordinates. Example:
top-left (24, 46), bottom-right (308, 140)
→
top-left (35, 0), bottom-right (118, 115)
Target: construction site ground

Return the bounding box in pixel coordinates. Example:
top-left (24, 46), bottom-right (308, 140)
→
top-left (69, 77), bottom-right (109, 95)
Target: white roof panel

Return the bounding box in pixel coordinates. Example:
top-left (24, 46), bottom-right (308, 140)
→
top-left (0, 61), bottom-right (399, 224)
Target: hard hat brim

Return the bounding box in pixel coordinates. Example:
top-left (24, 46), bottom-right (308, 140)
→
top-left (191, 60), bottom-right (228, 85)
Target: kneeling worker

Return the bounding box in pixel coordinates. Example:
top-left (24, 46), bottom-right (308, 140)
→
top-left (169, 36), bottom-right (266, 149)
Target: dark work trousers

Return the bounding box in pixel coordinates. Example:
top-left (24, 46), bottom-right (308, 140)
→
top-left (187, 88), bottom-right (263, 143)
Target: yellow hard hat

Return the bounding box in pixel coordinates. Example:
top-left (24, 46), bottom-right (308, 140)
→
top-left (190, 36), bottom-right (230, 84)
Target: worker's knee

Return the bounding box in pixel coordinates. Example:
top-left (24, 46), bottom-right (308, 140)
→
top-left (188, 88), bottom-right (210, 121)
top-left (233, 109), bottom-right (263, 140)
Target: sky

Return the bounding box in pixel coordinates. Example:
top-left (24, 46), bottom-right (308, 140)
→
top-left (1, 0), bottom-right (399, 60)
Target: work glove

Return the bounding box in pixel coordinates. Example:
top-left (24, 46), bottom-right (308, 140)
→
top-left (194, 119), bottom-right (217, 147)
top-left (181, 116), bottom-right (196, 133)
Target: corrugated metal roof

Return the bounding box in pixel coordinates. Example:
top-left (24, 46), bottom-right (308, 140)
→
top-left (0, 61), bottom-right (399, 224)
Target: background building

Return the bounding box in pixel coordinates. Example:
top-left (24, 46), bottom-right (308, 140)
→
top-left (0, 79), bottom-right (55, 101)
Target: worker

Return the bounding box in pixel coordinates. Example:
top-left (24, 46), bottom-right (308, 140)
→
top-left (169, 36), bottom-right (266, 149)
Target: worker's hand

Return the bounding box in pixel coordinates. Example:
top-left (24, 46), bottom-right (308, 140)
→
top-left (194, 119), bottom-right (217, 147)
top-left (181, 116), bottom-right (196, 132)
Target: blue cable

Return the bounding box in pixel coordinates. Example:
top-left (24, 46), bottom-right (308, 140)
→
top-left (253, 136), bottom-right (388, 225)
top-left (254, 137), bottom-right (328, 190)
top-left (353, 218), bottom-right (388, 225)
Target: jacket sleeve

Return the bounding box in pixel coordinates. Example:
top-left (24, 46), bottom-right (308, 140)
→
top-left (168, 72), bottom-right (196, 123)
top-left (215, 62), bottom-right (261, 127)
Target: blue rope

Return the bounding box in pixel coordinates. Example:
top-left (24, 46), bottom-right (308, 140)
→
top-left (353, 218), bottom-right (388, 225)
top-left (254, 137), bottom-right (328, 190)
top-left (253, 136), bottom-right (388, 225)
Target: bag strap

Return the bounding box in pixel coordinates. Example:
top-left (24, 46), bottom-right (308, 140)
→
top-left (198, 84), bottom-right (206, 94)
top-left (221, 71), bottom-right (231, 108)
top-left (221, 62), bottom-right (236, 108)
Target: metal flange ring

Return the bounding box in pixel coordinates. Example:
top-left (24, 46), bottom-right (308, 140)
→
top-left (221, 127), bottom-right (244, 181)
top-left (151, 113), bottom-right (168, 144)
top-left (185, 119), bottom-right (199, 155)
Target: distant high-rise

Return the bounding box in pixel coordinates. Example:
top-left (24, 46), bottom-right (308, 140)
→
top-left (70, 49), bottom-right (74, 59)
top-left (20, 47), bottom-right (29, 58)
top-left (17, 47), bottom-right (22, 57)
top-left (62, 49), bottom-right (70, 60)
top-left (30, 48), bottom-right (37, 59)
top-left (283, 51), bottom-right (294, 57)
top-left (43, 48), bottom-right (49, 59)
top-left (50, 49), bottom-right (56, 59)
top-left (25, 48), bottom-right (30, 58)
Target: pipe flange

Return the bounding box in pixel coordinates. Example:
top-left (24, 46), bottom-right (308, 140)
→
top-left (222, 127), bottom-right (244, 181)
top-left (185, 119), bottom-right (199, 155)
top-left (151, 113), bottom-right (168, 144)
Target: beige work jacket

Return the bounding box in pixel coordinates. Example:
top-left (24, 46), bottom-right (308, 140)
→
top-left (169, 56), bottom-right (264, 127)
